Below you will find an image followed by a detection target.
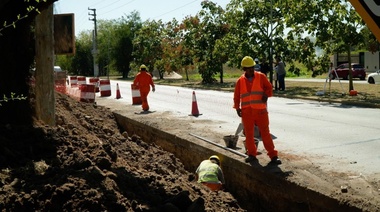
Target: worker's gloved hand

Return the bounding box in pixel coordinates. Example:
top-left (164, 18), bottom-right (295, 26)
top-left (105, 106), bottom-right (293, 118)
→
top-left (261, 94), bottom-right (268, 103)
top-left (152, 87), bottom-right (155, 92)
top-left (236, 108), bottom-right (242, 117)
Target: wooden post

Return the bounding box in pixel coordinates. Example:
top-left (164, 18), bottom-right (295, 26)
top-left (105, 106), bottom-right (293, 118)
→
top-left (35, 4), bottom-right (55, 126)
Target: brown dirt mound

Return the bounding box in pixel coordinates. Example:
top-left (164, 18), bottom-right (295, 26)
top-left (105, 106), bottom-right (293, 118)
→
top-left (0, 93), bottom-right (244, 211)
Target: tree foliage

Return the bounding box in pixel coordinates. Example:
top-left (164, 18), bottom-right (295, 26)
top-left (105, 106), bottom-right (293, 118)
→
top-left (284, 0), bottom-right (365, 90)
top-left (225, 0), bottom-right (288, 83)
top-left (157, 19), bottom-right (184, 79)
top-left (71, 32), bottom-right (93, 76)
top-left (132, 20), bottom-right (164, 76)
top-left (181, 1), bottom-right (229, 83)
top-left (110, 12), bottom-right (142, 78)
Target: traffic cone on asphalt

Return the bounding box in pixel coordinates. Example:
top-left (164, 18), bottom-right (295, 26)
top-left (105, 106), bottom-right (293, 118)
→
top-left (189, 91), bottom-right (202, 116)
top-left (116, 83), bottom-right (122, 99)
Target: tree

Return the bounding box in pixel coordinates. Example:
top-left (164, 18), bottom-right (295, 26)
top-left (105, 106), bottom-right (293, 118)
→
top-left (158, 19), bottom-right (183, 79)
top-left (284, 0), bottom-right (365, 91)
top-left (225, 0), bottom-right (289, 84)
top-left (359, 26), bottom-right (380, 53)
top-left (110, 12), bottom-right (142, 78)
top-left (132, 20), bottom-right (164, 75)
top-left (97, 19), bottom-right (117, 77)
top-left (182, 1), bottom-right (229, 84)
top-left (70, 32), bottom-right (93, 76)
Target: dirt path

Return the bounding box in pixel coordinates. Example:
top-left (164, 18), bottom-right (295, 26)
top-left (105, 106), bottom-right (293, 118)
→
top-left (0, 93), bottom-right (244, 211)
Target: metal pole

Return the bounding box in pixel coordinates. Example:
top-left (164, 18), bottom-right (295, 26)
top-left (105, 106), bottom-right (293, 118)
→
top-left (189, 133), bottom-right (247, 158)
top-left (89, 8), bottom-right (99, 77)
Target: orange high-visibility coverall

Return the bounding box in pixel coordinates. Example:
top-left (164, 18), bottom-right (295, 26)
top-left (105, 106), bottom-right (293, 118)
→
top-left (133, 71), bottom-right (155, 111)
top-left (233, 71), bottom-right (278, 159)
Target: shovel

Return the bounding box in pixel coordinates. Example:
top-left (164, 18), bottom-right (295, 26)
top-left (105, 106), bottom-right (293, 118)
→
top-left (235, 123), bottom-right (243, 136)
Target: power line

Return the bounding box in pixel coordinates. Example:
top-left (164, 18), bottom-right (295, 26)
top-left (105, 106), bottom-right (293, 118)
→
top-left (98, 0), bottom-right (200, 20)
top-left (89, 0), bottom-right (108, 8)
top-left (153, 0), bottom-right (199, 20)
top-left (99, 0), bottom-right (124, 11)
top-left (99, 0), bottom-right (137, 16)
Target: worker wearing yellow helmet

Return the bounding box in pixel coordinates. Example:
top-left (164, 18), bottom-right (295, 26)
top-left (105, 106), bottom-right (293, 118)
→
top-left (195, 155), bottom-right (225, 191)
top-left (234, 56), bottom-right (281, 165)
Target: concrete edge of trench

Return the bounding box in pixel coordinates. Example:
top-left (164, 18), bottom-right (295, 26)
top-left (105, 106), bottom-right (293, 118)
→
top-left (112, 111), bottom-right (361, 212)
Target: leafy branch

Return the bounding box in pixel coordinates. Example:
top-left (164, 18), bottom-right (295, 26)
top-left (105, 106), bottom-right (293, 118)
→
top-left (0, 0), bottom-right (47, 35)
top-left (0, 93), bottom-right (27, 106)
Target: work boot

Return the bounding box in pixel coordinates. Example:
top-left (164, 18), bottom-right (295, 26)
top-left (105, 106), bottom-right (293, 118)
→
top-left (245, 155), bottom-right (258, 163)
top-left (269, 156), bottom-right (282, 165)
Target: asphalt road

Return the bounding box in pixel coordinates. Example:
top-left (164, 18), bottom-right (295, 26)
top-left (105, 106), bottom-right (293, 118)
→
top-left (98, 80), bottom-right (380, 176)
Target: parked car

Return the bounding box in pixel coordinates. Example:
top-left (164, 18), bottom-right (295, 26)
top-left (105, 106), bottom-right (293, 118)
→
top-left (367, 70), bottom-right (380, 84)
top-left (332, 63), bottom-right (366, 80)
top-left (54, 66), bottom-right (66, 80)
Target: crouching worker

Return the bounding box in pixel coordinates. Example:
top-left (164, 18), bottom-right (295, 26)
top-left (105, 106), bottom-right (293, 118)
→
top-left (195, 155), bottom-right (225, 191)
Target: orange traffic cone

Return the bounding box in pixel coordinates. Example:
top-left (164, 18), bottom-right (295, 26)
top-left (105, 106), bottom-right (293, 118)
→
top-left (189, 91), bottom-right (202, 116)
top-left (116, 83), bottom-right (122, 99)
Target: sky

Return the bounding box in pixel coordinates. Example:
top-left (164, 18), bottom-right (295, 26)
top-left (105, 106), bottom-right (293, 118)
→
top-left (54, 0), bottom-right (230, 36)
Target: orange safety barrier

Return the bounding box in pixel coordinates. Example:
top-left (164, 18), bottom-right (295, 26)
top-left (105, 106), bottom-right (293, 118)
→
top-left (99, 79), bottom-right (111, 97)
top-left (69, 76), bottom-right (78, 87)
top-left (77, 76), bottom-right (86, 85)
top-left (55, 79), bottom-right (67, 94)
top-left (131, 84), bottom-right (142, 105)
top-left (79, 84), bottom-right (95, 103)
top-left (89, 77), bottom-right (100, 92)
top-left (66, 86), bottom-right (80, 101)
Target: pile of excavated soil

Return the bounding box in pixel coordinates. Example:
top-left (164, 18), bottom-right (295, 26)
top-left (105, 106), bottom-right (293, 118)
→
top-left (0, 92), bottom-right (244, 211)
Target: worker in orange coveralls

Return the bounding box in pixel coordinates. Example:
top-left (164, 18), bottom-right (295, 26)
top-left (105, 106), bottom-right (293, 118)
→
top-left (133, 64), bottom-right (155, 111)
top-left (233, 56), bottom-right (281, 165)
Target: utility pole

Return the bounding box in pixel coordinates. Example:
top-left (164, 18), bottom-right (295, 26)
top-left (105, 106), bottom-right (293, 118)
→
top-left (35, 4), bottom-right (55, 126)
top-left (88, 8), bottom-right (99, 77)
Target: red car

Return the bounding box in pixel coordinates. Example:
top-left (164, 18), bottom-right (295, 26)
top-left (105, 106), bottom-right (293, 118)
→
top-left (332, 63), bottom-right (366, 80)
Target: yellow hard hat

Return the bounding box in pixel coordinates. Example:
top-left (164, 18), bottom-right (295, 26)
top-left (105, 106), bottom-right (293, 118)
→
top-left (241, 56), bottom-right (256, 68)
top-left (209, 155), bottom-right (220, 162)
top-left (140, 64), bottom-right (147, 70)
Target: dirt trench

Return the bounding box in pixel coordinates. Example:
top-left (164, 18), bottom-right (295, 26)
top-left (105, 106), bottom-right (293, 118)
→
top-left (114, 112), bottom-right (365, 212)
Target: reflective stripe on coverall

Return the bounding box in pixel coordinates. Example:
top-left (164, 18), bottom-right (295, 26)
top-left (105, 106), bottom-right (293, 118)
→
top-left (133, 71), bottom-right (154, 110)
top-left (234, 72), bottom-right (278, 159)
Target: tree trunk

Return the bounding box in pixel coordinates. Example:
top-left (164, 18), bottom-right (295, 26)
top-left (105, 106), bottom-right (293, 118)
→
top-left (219, 63), bottom-right (223, 84)
top-left (347, 45), bottom-right (354, 91)
top-left (35, 5), bottom-right (55, 126)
